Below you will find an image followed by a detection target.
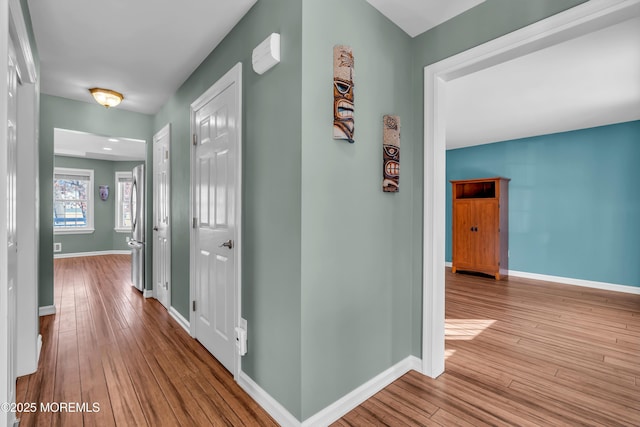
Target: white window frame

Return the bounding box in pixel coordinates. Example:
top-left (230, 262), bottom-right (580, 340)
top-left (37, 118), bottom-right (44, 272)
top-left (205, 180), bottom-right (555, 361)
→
top-left (114, 171), bottom-right (133, 232)
top-left (53, 167), bottom-right (95, 235)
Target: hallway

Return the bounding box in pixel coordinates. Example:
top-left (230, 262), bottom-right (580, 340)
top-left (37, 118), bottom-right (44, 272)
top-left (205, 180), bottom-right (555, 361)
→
top-left (14, 256), bottom-right (640, 426)
top-left (16, 255), bottom-right (278, 426)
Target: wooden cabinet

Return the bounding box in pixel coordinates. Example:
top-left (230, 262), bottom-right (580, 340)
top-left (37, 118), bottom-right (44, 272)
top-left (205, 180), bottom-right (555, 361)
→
top-left (451, 177), bottom-right (509, 280)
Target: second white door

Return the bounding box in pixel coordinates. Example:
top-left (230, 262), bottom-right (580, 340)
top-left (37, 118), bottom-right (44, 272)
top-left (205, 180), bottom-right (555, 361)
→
top-left (153, 125), bottom-right (171, 310)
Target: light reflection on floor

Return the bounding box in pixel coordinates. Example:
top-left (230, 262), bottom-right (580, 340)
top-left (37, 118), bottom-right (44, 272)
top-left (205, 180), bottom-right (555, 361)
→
top-left (445, 319), bottom-right (496, 341)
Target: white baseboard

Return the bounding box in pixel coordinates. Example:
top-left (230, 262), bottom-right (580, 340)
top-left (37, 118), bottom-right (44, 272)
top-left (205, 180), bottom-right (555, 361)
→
top-left (37, 334), bottom-right (42, 365)
top-left (445, 262), bottom-right (639, 294)
top-left (39, 305), bottom-right (56, 316)
top-left (169, 306), bottom-right (191, 334)
top-left (237, 355), bottom-right (422, 427)
top-left (143, 289), bottom-right (153, 298)
top-left (54, 250), bottom-right (131, 259)
top-left (238, 371), bottom-right (301, 427)
top-left (508, 270), bottom-right (640, 295)
top-left (302, 355), bottom-right (422, 427)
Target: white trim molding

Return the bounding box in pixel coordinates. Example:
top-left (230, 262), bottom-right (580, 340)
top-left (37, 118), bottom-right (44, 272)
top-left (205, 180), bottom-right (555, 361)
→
top-left (143, 289), bottom-right (153, 298)
top-left (508, 270), bottom-right (640, 295)
top-left (8, 0), bottom-right (36, 84)
top-left (446, 262), bottom-right (640, 294)
top-left (423, 0), bottom-right (640, 381)
top-left (38, 305), bottom-right (56, 317)
top-left (302, 356), bottom-right (422, 427)
top-left (238, 372), bottom-right (300, 427)
top-left (54, 250), bottom-right (131, 259)
top-left (238, 356), bottom-right (422, 427)
top-left (169, 307), bottom-right (191, 334)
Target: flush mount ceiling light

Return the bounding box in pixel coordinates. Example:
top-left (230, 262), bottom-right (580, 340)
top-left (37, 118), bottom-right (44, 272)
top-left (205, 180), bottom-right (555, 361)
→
top-left (89, 88), bottom-right (123, 108)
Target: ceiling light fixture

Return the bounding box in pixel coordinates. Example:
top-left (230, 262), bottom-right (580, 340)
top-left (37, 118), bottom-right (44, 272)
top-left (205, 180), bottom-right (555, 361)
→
top-left (89, 88), bottom-right (123, 108)
top-left (103, 147), bottom-right (113, 151)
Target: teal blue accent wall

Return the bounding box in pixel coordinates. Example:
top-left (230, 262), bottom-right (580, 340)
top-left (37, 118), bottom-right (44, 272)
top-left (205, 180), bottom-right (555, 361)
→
top-left (53, 156), bottom-right (141, 254)
top-left (152, 0), bottom-right (304, 418)
top-left (39, 95), bottom-right (153, 307)
top-left (300, 0), bottom-right (414, 418)
top-left (446, 121), bottom-right (640, 287)
top-left (408, 0), bottom-right (589, 356)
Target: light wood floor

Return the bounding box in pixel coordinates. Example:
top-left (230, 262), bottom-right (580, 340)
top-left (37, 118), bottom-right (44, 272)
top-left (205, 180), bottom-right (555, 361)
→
top-left (335, 272), bottom-right (640, 426)
top-left (16, 256), bottom-right (640, 426)
top-left (16, 255), bottom-right (278, 427)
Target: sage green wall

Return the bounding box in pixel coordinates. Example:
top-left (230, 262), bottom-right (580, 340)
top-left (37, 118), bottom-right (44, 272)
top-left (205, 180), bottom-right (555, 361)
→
top-left (39, 95), bottom-right (153, 307)
top-left (300, 0), bottom-right (414, 418)
top-left (407, 0), bottom-right (589, 355)
top-left (152, 0), bottom-right (304, 418)
top-left (53, 156), bottom-right (142, 254)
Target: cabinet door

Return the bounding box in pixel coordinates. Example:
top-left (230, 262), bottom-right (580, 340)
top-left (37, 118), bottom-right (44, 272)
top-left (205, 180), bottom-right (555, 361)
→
top-left (453, 200), bottom-right (475, 268)
top-left (474, 200), bottom-right (499, 271)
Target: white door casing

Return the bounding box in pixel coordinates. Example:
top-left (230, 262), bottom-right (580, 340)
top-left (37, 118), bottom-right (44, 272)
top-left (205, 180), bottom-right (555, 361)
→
top-left (190, 63), bottom-right (242, 377)
top-left (153, 124), bottom-right (171, 310)
top-left (421, 0), bottom-right (640, 378)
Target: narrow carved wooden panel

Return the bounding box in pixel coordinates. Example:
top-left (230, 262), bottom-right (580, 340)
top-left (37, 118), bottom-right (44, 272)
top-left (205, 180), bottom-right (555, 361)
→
top-left (333, 45), bottom-right (354, 143)
top-left (382, 115), bottom-right (400, 192)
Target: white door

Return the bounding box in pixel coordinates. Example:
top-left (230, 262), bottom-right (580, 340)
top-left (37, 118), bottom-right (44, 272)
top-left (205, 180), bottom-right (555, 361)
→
top-left (153, 125), bottom-right (171, 309)
top-left (2, 38), bottom-right (19, 426)
top-left (192, 65), bottom-right (241, 374)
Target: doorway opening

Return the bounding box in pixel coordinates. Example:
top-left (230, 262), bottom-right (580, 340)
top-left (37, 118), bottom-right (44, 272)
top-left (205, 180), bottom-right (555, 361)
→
top-left (421, 0), bottom-right (640, 377)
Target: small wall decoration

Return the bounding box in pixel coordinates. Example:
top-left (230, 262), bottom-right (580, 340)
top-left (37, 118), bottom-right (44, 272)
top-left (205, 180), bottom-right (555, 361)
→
top-left (333, 45), bottom-right (354, 143)
top-left (99, 185), bottom-right (110, 201)
top-left (382, 115), bottom-right (400, 192)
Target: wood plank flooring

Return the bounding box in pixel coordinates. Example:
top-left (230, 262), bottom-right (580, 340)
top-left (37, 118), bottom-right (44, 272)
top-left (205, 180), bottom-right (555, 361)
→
top-left (16, 256), bottom-right (640, 426)
top-left (335, 271), bottom-right (640, 426)
top-left (16, 255), bottom-right (278, 427)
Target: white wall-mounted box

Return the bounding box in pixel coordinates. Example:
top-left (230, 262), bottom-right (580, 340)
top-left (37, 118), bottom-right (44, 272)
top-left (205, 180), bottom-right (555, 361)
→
top-left (252, 33), bottom-right (280, 75)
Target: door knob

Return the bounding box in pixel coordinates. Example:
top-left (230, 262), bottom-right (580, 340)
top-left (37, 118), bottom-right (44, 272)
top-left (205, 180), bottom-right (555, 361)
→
top-left (220, 239), bottom-right (234, 249)
top-left (153, 226), bottom-right (159, 231)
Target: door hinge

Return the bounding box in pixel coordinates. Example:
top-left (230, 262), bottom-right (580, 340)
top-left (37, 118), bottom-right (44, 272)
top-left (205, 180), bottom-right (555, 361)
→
top-left (193, 217), bottom-right (197, 228)
top-left (192, 300), bottom-right (196, 311)
top-left (193, 133), bottom-right (198, 146)
top-left (165, 149), bottom-right (169, 160)
top-left (165, 281), bottom-right (169, 290)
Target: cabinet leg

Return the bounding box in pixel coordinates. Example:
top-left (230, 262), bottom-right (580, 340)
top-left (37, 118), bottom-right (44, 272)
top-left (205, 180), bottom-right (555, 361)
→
top-left (495, 273), bottom-right (500, 280)
top-left (452, 266), bottom-right (457, 273)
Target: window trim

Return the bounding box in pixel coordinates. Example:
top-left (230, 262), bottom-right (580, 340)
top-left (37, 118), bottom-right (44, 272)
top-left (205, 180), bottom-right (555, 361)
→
top-left (53, 166), bottom-right (95, 235)
top-left (114, 170), bottom-right (133, 233)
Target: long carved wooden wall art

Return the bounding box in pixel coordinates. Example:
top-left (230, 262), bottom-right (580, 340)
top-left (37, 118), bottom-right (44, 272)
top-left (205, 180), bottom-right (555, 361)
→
top-left (333, 45), bottom-right (355, 143)
top-left (382, 115), bottom-right (400, 192)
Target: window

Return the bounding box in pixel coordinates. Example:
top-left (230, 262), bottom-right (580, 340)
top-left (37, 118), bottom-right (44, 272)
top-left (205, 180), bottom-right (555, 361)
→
top-left (115, 171), bottom-right (133, 232)
top-left (53, 167), bottom-right (94, 234)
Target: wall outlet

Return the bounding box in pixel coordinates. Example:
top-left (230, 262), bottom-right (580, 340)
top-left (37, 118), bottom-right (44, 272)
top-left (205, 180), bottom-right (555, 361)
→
top-left (53, 242), bottom-right (62, 253)
top-left (236, 318), bottom-right (248, 356)
top-left (126, 236), bottom-right (130, 242)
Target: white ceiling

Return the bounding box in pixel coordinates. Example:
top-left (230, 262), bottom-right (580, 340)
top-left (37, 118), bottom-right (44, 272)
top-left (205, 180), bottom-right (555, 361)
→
top-left (28, 0), bottom-right (257, 114)
top-left (366, 0), bottom-right (485, 38)
top-left (446, 16), bottom-right (640, 149)
top-left (28, 1), bottom-right (640, 153)
top-left (54, 129), bottom-right (146, 161)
